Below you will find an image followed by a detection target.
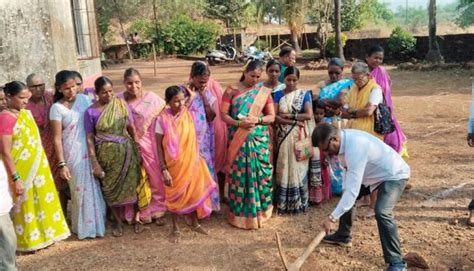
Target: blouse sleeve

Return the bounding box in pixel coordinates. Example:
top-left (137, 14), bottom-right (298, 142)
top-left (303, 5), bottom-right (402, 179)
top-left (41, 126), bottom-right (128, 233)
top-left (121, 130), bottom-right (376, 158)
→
top-left (49, 103), bottom-right (63, 121)
top-left (83, 108), bottom-right (95, 134)
top-left (369, 88), bottom-right (383, 106)
top-left (155, 118), bottom-right (163, 134)
top-left (0, 113), bottom-right (17, 135)
top-left (221, 87), bottom-right (233, 114)
top-left (273, 91), bottom-right (283, 104)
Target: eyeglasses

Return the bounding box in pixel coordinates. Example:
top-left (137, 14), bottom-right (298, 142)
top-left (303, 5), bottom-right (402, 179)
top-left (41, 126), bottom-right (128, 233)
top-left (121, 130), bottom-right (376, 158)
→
top-left (352, 73), bottom-right (367, 81)
top-left (28, 84), bottom-right (45, 89)
top-left (321, 137), bottom-right (335, 152)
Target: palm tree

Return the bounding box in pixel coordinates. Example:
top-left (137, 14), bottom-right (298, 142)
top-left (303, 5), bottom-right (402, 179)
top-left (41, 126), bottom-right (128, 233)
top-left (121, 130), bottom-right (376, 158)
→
top-left (425, 0), bottom-right (443, 63)
top-left (283, 0), bottom-right (307, 53)
top-left (334, 0), bottom-right (345, 61)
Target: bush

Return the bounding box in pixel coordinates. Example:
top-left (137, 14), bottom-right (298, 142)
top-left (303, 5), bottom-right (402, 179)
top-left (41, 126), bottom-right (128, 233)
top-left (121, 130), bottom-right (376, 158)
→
top-left (387, 26), bottom-right (416, 60)
top-left (325, 33), bottom-right (348, 56)
top-left (129, 18), bottom-right (154, 40)
top-left (160, 15), bottom-right (219, 55)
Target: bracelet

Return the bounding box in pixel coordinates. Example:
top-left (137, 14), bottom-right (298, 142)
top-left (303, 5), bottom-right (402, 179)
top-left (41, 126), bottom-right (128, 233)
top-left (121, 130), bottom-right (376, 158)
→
top-left (295, 112), bottom-right (298, 120)
top-left (351, 110), bottom-right (357, 119)
top-left (329, 215), bottom-right (338, 223)
top-left (258, 116), bottom-right (263, 124)
top-left (236, 120), bottom-right (240, 127)
top-left (12, 173), bottom-right (21, 182)
top-left (57, 161), bottom-right (67, 169)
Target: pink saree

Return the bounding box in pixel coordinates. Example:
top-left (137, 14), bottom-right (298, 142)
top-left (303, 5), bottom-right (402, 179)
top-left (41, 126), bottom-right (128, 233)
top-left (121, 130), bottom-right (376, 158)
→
top-left (118, 91), bottom-right (167, 222)
top-left (207, 78), bottom-right (228, 173)
top-left (370, 66), bottom-right (407, 154)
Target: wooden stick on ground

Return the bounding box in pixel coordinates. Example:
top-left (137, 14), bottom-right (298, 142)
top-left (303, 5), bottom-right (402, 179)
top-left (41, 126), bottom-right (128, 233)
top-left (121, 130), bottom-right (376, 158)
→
top-left (275, 231), bottom-right (326, 271)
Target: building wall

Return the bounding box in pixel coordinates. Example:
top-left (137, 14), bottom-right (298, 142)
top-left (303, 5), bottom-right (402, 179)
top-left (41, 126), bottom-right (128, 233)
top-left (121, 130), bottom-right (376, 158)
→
top-left (0, 0), bottom-right (101, 88)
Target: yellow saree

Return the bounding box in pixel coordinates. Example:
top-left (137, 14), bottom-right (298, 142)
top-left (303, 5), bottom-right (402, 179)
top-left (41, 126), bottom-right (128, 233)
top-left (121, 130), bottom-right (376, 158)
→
top-left (10, 110), bottom-right (70, 251)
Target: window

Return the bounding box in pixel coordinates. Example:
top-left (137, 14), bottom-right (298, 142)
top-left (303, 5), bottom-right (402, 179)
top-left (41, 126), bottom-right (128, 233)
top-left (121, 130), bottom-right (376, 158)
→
top-left (71, 0), bottom-right (99, 59)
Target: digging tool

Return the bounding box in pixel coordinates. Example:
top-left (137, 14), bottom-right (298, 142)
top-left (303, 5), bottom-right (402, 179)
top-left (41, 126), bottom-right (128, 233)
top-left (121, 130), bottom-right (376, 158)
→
top-left (275, 231), bottom-right (326, 271)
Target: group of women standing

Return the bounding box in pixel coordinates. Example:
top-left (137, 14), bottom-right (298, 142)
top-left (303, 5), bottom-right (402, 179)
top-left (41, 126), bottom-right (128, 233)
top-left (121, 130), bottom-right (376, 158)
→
top-left (0, 44), bottom-right (408, 251)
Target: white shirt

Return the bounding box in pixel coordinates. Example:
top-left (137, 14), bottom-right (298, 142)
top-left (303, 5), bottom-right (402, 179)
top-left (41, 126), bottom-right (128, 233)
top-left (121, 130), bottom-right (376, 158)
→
top-left (331, 129), bottom-right (411, 220)
top-left (468, 79), bottom-right (474, 133)
top-left (0, 159), bottom-right (13, 215)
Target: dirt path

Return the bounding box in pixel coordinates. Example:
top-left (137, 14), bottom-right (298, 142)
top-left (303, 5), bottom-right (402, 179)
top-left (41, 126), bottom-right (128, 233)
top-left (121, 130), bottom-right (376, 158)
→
top-left (17, 59), bottom-right (473, 270)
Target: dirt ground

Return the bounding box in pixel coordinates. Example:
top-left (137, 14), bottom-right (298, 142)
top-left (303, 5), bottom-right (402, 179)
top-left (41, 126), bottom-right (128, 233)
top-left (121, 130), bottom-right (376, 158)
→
top-left (17, 59), bottom-right (474, 270)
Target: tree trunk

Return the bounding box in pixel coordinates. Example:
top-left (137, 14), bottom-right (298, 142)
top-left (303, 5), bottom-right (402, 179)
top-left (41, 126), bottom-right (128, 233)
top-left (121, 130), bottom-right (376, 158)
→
top-left (334, 0), bottom-right (345, 61)
top-left (291, 30), bottom-right (301, 53)
top-left (425, 0), bottom-right (443, 63)
top-left (152, 0), bottom-right (160, 55)
top-left (113, 0), bottom-right (133, 61)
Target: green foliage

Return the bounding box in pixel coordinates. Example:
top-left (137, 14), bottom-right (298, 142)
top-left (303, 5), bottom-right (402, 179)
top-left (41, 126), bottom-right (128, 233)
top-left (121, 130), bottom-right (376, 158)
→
top-left (252, 0), bottom-right (284, 24)
top-left (205, 0), bottom-right (255, 28)
top-left (129, 18), bottom-right (154, 40)
top-left (160, 15), bottom-right (219, 55)
top-left (254, 39), bottom-right (269, 50)
top-left (333, 0), bottom-right (394, 32)
top-left (456, 0), bottom-right (474, 28)
top-left (325, 33), bottom-right (347, 56)
top-left (387, 26), bottom-right (416, 60)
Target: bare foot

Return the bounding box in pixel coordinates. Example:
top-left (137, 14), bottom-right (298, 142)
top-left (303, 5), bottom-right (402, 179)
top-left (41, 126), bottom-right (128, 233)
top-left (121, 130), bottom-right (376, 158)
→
top-left (356, 199), bottom-right (370, 208)
top-left (155, 217), bottom-right (165, 226)
top-left (192, 224), bottom-right (209, 235)
top-left (357, 208), bottom-right (375, 220)
top-left (134, 223), bottom-right (146, 234)
top-left (169, 230), bottom-right (181, 243)
top-left (468, 211), bottom-right (474, 227)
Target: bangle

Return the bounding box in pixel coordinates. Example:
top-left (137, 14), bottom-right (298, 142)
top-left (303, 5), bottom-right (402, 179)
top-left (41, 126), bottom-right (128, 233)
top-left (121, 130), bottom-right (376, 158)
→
top-left (12, 173), bottom-right (21, 182)
top-left (57, 161), bottom-right (67, 169)
top-left (258, 116), bottom-right (263, 124)
top-left (329, 215), bottom-right (338, 223)
top-left (236, 120), bottom-right (240, 127)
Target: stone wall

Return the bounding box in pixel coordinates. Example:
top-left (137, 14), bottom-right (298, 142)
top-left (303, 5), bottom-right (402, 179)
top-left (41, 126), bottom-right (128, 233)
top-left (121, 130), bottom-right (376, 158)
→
top-left (0, 0), bottom-right (101, 88)
top-left (344, 34), bottom-right (474, 63)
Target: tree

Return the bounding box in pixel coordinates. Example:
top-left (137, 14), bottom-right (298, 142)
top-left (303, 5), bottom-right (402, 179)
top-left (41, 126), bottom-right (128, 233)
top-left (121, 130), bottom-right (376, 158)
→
top-left (204, 0), bottom-right (254, 29)
top-left (425, 0), bottom-right (444, 63)
top-left (308, 0), bottom-right (332, 58)
top-left (334, 0), bottom-right (345, 61)
top-left (456, 0), bottom-right (474, 28)
top-left (283, 0), bottom-right (307, 53)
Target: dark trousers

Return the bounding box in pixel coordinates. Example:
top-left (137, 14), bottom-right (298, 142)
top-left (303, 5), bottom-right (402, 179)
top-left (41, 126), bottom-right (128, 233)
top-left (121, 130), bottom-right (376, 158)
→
top-left (469, 199), bottom-right (474, 210)
top-left (336, 179), bottom-right (408, 265)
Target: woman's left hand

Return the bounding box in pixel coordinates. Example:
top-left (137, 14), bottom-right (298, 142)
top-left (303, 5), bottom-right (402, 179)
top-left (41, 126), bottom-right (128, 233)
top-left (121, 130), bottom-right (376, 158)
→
top-left (280, 113), bottom-right (292, 119)
top-left (15, 181), bottom-right (25, 195)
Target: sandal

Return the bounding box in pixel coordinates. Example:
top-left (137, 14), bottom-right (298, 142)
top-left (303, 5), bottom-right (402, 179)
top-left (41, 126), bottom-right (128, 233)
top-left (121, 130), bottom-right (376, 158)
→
top-left (112, 225), bottom-right (123, 237)
top-left (169, 230), bottom-right (181, 243)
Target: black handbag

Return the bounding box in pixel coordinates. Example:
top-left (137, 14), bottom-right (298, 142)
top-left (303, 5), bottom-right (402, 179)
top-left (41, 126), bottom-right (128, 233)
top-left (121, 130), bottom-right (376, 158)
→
top-left (374, 91), bottom-right (395, 135)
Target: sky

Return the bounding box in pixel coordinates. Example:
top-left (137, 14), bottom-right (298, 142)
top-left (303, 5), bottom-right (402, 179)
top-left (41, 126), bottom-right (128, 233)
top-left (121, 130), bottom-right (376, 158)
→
top-left (383, 0), bottom-right (458, 10)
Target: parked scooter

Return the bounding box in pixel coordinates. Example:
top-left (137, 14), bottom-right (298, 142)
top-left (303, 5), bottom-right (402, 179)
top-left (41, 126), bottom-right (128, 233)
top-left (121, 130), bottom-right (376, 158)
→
top-left (206, 40), bottom-right (239, 66)
top-left (240, 45), bottom-right (273, 64)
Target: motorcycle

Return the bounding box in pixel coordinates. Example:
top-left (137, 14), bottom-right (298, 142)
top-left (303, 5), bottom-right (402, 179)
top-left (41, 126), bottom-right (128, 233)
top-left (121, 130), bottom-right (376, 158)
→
top-left (240, 45), bottom-right (273, 65)
top-left (206, 40), bottom-right (238, 66)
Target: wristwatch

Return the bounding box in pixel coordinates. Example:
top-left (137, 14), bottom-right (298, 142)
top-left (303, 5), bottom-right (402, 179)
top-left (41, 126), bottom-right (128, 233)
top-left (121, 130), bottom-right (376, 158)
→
top-left (329, 215), bottom-right (338, 223)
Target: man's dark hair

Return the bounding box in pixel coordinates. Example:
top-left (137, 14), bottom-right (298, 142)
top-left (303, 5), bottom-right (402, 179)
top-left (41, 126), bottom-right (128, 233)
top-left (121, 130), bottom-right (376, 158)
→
top-left (312, 123), bottom-right (338, 147)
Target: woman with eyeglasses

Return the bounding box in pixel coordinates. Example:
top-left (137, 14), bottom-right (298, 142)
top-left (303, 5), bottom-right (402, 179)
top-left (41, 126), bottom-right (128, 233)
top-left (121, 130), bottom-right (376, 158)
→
top-left (25, 74), bottom-right (62, 202)
top-left (313, 58), bottom-right (352, 196)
